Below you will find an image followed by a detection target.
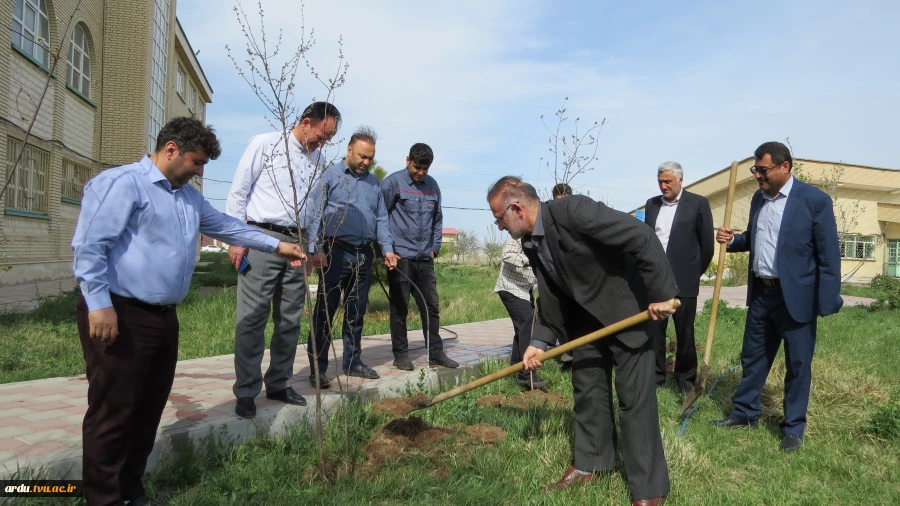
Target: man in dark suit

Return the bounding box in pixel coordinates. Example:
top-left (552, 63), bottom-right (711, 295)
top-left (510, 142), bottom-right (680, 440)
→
top-left (488, 176), bottom-right (676, 506)
top-left (644, 162), bottom-right (714, 392)
top-left (713, 142), bottom-right (842, 453)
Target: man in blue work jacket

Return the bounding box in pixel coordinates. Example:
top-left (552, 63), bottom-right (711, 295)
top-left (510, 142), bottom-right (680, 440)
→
top-left (380, 143), bottom-right (459, 370)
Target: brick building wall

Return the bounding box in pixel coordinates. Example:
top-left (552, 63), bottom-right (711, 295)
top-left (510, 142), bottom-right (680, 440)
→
top-left (0, 0), bottom-right (213, 285)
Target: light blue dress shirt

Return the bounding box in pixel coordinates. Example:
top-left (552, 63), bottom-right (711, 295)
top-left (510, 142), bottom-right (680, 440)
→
top-left (304, 160), bottom-right (393, 254)
top-left (72, 156), bottom-right (280, 311)
top-left (752, 176), bottom-right (794, 279)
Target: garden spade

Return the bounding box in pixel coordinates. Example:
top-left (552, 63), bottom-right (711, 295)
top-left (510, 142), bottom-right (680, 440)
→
top-left (680, 160), bottom-right (741, 417)
top-left (413, 300), bottom-right (681, 412)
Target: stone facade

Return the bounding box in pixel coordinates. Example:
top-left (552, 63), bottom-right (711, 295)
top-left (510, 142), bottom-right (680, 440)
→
top-left (0, 0), bottom-right (213, 285)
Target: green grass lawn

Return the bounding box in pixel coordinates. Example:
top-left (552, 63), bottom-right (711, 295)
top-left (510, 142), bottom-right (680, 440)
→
top-left (103, 302), bottom-right (894, 506)
top-left (0, 254), bottom-right (507, 384)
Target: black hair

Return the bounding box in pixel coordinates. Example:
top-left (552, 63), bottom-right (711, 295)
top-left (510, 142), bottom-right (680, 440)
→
top-left (754, 141), bottom-right (793, 171)
top-left (154, 117), bottom-right (221, 159)
top-left (300, 101), bottom-right (342, 131)
top-left (408, 143), bottom-right (434, 167)
top-left (552, 183), bottom-right (573, 197)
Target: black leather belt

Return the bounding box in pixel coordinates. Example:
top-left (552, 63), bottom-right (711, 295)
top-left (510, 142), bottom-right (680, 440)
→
top-left (326, 237), bottom-right (370, 250)
top-left (756, 277), bottom-right (780, 287)
top-left (248, 221), bottom-right (298, 236)
top-left (110, 293), bottom-right (176, 312)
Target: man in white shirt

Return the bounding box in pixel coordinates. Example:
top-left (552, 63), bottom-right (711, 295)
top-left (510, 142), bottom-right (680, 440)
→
top-left (226, 102), bottom-right (341, 418)
top-left (644, 161), bottom-right (714, 393)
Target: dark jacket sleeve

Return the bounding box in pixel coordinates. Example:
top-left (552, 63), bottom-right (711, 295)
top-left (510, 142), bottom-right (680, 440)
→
top-left (698, 195), bottom-right (715, 273)
top-left (812, 191), bottom-right (843, 315)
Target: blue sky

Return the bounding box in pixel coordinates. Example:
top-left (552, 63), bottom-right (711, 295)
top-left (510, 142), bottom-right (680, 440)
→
top-left (178, 0), bottom-right (900, 238)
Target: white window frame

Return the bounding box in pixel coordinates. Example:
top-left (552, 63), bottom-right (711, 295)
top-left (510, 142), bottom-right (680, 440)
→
top-left (6, 137), bottom-right (50, 213)
top-left (188, 83), bottom-right (196, 113)
top-left (11, 0), bottom-right (51, 68)
top-left (840, 234), bottom-right (876, 261)
top-left (147, 0), bottom-right (170, 153)
top-left (67, 23), bottom-right (91, 97)
top-left (176, 64), bottom-right (185, 97)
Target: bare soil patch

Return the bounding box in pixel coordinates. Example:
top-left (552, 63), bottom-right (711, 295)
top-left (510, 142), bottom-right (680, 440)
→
top-left (370, 393), bottom-right (429, 417)
top-left (475, 390), bottom-right (568, 410)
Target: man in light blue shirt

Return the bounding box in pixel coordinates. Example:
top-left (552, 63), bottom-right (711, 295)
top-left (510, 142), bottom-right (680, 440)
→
top-left (72, 117), bottom-right (305, 506)
top-left (713, 142), bottom-right (842, 453)
top-left (305, 127), bottom-right (399, 385)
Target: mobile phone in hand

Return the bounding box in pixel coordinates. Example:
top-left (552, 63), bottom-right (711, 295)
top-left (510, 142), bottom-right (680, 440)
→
top-left (239, 256), bottom-right (250, 273)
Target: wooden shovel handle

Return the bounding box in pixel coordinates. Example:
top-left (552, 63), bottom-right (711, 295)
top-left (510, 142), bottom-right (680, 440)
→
top-left (423, 300), bottom-right (681, 408)
top-left (701, 160), bottom-right (741, 368)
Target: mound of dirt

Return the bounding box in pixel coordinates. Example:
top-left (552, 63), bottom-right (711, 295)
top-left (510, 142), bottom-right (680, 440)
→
top-left (464, 424), bottom-right (506, 444)
top-left (362, 416), bottom-right (506, 478)
top-left (370, 393), bottom-right (429, 417)
top-left (475, 390), bottom-right (568, 410)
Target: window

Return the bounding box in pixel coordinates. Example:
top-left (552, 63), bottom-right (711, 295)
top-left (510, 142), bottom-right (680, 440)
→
top-left (67, 23), bottom-right (91, 97)
top-left (176, 65), bottom-right (185, 96)
top-left (188, 84), bottom-right (195, 113)
top-left (11, 0), bottom-right (51, 68)
top-left (198, 100), bottom-right (205, 121)
top-left (61, 159), bottom-right (90, 202)
top-left (840, 234), bottom-right (876, 260)
top-left (5, 137), bottom-right (50, 213)
top-left (147, 0), bottom-right (170, 153)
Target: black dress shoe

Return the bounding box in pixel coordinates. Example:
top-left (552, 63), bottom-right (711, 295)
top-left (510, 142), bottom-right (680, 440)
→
top-left (781, 434), bottom-right (803, 452)
top-left (429, 352), bottom-right (459, 369)
top-left (711, 417), bottom-right (758, 429)
top-left (343, 364), bottom-right (380, 379)
top-left (266, 386), bottom-right (307, 406)
top-left (393, 356), bottom-right (414, 371)
top-left (308, 373), bottom-right (332, 389)
top-left (235, 397), bottom-right (256, 418)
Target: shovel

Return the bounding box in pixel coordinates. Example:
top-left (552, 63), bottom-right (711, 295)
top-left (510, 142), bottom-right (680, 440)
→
top-left (414, 300), bottom-right (681, 412)
top-left (680, 160), bottom-right (741, 417)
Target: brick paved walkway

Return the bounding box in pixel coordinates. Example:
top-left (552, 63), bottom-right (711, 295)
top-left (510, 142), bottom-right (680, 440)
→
top-left (0, 318), bottom-right (515, 479)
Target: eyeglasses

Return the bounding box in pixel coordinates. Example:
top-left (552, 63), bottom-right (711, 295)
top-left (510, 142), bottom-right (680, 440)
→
top-left (749, 163), bottom-right (782, 176)
top-left (494, 202), bottom-right (518, 225)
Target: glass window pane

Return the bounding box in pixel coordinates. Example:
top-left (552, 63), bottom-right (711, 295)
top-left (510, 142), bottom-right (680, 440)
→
top-left (75, 25), bottom-right (84, 47)
top-left (82, 77), bottom-right (90, 97)
top-left (39, 14), bottom-right (48, 40)
top-left (83, 57), bottom-right (90, 79)
top-left (14, 0), bottom-right (24, 20)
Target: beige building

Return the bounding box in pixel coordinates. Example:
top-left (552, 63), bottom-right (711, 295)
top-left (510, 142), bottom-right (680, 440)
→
top-left (0, 0), bottom-right (213, 285)
top-left (635, 158), bottom-right (900, 281)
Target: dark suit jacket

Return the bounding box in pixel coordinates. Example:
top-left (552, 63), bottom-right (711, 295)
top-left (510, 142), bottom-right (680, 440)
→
top-left (525, 195), bottom-right (678, 349)
top-left (644, 190), bottom-right (715, 298)
top-left (728, 178), bottom-right (843, 323)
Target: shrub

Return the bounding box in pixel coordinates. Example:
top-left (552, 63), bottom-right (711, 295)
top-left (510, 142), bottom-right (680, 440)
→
top-left (869, 275), bottom-right (900, 311)
top-left (705, 260), bottom-right (717, 279)
top-left (725, 252), bottom-right (749, 286)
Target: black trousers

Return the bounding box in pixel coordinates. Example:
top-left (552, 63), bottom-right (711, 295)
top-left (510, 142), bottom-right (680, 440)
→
top-left (497, 290), bottom-right (535, 381)
top-left (568, 308), bottom-right (669, 500)
top-left (653, 296), bottom-right (698, 391)
top-left (76, 295), bottom-right (178, 506)
top-left (387, 258), bottom-right (443, 358)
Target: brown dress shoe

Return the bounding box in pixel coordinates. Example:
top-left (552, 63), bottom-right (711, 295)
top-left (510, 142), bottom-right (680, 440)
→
top-left (541, 467), bottom-right (593, 491)
top-left (632, 497), bottom-right (666, 506)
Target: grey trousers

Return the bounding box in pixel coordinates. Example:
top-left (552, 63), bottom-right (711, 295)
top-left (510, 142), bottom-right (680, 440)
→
top-left (232, 228), bottom-right (306, 399)
top-left (572, 335), bottom-right (670, 500)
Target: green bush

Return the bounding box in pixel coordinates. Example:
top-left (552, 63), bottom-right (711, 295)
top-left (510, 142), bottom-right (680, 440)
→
top-left (725, 252), bottom-right (749, 285)
top-left (869, 275), bottom-right (900, 311)
top-left (705, 260), bottom-right (717, 279)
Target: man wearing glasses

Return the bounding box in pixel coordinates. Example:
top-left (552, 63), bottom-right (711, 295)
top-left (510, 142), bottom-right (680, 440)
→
top-left (381, 143), bottom-right (459, 371)
top-left (712, 141), bottom-right (842, 453)
top-left (488, 176), bottom-right (677, 506)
